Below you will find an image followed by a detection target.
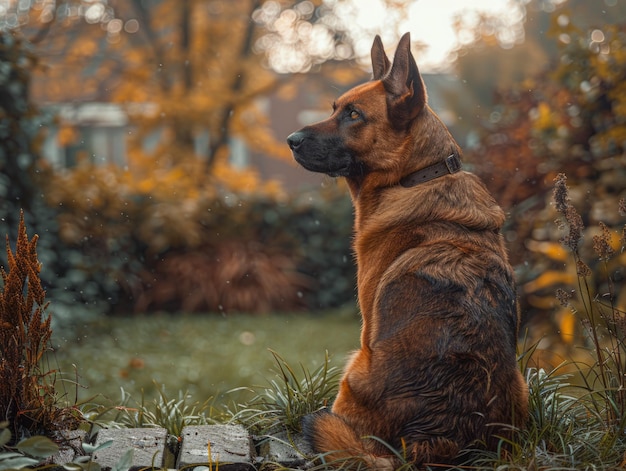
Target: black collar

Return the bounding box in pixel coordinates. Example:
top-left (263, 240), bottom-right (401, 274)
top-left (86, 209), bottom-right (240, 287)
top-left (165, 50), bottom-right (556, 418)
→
top-left (399, 153), bottom-right (462, 188)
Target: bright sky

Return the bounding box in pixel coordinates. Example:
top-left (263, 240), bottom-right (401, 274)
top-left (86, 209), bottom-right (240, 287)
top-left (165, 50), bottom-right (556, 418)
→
top-left (348, 0), bottom-right (526, 71)
top-left (243, 0), bottom-right (531, 74)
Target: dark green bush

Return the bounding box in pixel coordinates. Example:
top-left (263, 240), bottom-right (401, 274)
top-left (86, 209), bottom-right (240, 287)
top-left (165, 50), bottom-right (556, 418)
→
top-left (37, 169), bottom-right (356, 315)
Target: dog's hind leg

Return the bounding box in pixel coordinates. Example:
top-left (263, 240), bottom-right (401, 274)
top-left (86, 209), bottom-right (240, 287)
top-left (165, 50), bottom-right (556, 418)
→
top-left (302, 409), bottom-right (395, 470)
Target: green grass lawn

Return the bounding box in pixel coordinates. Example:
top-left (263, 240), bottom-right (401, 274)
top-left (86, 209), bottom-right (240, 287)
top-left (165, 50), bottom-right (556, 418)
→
top-left (25, 308), bottom-right (626, 469)
top-left (49, 309), bottom-right (361, 407)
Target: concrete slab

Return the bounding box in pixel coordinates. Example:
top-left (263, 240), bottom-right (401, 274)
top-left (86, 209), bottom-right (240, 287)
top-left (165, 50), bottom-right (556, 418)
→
top-left (92, 427), bottom-right (167, 469)
top-left (177, 425), bottom-right (254, 470)
top-left (51, 429), bottom-right (87, 465)
top-left (257, 432), bottom-right (310, 466)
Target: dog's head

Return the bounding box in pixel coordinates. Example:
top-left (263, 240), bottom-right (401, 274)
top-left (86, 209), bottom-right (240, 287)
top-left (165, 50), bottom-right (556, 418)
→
top-left (287, 33), bottom-right (441, 184)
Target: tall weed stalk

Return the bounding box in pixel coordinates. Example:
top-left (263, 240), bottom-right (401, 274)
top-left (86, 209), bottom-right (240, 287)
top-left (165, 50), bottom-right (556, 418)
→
top-left (553, 173), bottom-right (626, 430)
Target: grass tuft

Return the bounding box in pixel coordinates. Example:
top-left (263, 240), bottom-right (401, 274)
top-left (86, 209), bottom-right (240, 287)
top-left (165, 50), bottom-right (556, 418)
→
top-left (81, 383), bottom-right (219, 438)
top-left (229, 350), bottom-right (341, 435)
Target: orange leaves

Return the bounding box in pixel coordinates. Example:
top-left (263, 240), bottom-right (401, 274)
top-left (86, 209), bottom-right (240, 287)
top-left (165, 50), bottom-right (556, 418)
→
top-left (524, 271), bottom-right (576, 296)
top-left (212, 159), bottom-right (283, 197)
top-left (531, 102), bottom-right (556, 131)
top-left (230, 104), bottom-right (293, 164)
top-left (525, 240), bottom-right (569, 263)
top-left (44, 154), bottom-right (284, 257)
top-left (557, 309), bottom-right (577, 344)
top-left (56, 125), bottom-right (79, 147)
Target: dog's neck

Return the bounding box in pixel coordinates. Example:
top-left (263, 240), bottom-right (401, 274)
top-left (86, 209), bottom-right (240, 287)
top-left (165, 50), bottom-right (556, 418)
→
top-left (344, 152), bottom-right (461, 201)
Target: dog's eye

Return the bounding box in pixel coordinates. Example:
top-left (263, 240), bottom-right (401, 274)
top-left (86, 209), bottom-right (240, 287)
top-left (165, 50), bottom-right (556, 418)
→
top-left (349, 110), bottom-right (360, 120)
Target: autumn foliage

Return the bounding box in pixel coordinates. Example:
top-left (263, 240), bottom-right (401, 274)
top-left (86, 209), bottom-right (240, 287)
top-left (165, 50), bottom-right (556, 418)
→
top-left (466, 14), bottom-right (626, 365)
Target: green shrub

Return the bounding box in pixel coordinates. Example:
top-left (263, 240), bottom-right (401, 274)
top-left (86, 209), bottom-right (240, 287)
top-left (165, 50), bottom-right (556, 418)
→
top-left (41, 166), bottom-right (356, 315)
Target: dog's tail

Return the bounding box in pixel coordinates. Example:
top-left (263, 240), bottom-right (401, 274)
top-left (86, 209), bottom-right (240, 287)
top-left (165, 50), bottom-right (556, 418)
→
top-left (302, 410), bottom-right (460, 470)
top-left (302, 409), bottom-right (396, 470)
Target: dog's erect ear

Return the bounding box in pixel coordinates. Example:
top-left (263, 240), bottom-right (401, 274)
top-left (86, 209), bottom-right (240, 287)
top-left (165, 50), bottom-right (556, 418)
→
top-left (371, 35), bottom-right (391, 80)
top-left (382, 32), bottom-right (426, 126)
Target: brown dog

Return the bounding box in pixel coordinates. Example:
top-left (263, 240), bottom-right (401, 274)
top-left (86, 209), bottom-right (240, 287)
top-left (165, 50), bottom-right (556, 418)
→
top-left (287, 33), bottom-right (528, 467)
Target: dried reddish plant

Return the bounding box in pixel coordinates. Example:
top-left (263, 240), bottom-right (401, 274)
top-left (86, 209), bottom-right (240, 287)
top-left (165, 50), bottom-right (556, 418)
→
top-left (134, 242), bottom-right (310, 314)
top-left (0, 212), bottom-right (57, 435)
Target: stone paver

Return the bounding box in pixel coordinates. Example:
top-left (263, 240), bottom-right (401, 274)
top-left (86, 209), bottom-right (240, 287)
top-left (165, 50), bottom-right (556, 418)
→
top-left (92, 427), bottom-right (168, 469)
top-left (257, 432), bottom-right (310, 467)
top-left (52, 429), bottom-right (87, 465)
top-left (177, 425), bottom-right (255, 470)
top-left (71, 425), bottom-right (313, 469)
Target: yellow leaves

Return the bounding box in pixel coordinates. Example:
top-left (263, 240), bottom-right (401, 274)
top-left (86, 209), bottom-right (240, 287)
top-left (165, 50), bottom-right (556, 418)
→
top-left (531, 102), bottom-right (556, 131)
top-left (595, 125), bottom-right (626, 154)
top-left (526, 240), bottom-right (569, 262)
top-left (136, 177), bottom-right (156, 194)
top-left (557, 308), bottom-right (577, 344)
top-left (212, 159), bottom-right (284, 198)
top-left (277, 82), bottom-right (298, 100)
top-left (524, 271), bottom-right (576, 298)
top-left (231, 103), bottom-right (293, 163)
top-left (69, 37), bottom-right (99, 59)
top-left (524, 240), bottom-right (575, 311)
top-left (132, 167), bottom-right (199, 199)
top-left (44, 149), bottom-right (285, 253)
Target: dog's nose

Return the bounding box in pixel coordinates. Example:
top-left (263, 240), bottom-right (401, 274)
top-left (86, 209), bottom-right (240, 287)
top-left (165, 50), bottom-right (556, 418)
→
top-left (287, 131), bottom-right (305, 151)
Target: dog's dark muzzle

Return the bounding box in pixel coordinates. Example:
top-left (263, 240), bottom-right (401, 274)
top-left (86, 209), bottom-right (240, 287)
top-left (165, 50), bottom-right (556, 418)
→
top-left (287, 129), bottom-right (363, 178)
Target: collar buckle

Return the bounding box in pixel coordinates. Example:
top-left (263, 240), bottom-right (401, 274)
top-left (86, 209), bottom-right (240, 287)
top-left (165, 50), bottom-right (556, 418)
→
top-left (444, 154), bottom-right (462, 174)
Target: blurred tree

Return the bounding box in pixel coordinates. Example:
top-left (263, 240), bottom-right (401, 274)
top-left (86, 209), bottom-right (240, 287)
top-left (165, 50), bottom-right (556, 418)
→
top-left (5, 0), bottom-right (368, 182)
top-left (447, 0), bottom-right (626, 147)
top-left (114, 0), bottom-right (288, 171)
top-left (0, 30), bottom-right (48, 239)
top-left (449, 0), bottom-right (626, 253)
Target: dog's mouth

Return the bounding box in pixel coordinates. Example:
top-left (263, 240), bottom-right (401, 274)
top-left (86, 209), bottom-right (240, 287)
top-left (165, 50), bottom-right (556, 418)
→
top-left (292, 152), bottom-right (354, 177)
top-left (287, 131), bottom-right (364, 177)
